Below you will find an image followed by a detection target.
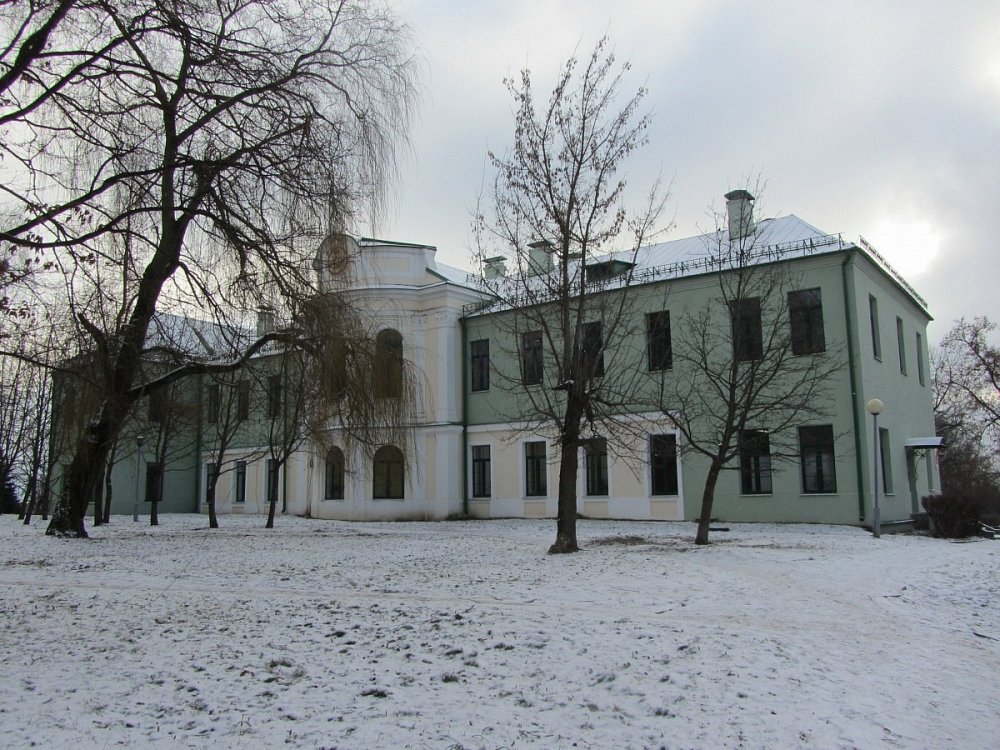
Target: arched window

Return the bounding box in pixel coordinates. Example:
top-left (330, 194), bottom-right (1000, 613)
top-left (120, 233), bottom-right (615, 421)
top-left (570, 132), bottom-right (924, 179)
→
top-left (374, 329), bottom-right (403, 398)
top-left (325, 446), bottom-right (345, 500)
top-left (373, 445), bottom-right (404, 499)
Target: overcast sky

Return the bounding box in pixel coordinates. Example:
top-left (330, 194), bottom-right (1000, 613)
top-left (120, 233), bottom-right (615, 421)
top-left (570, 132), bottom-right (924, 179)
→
top-left (378, 1), bottom-right (1000, 342)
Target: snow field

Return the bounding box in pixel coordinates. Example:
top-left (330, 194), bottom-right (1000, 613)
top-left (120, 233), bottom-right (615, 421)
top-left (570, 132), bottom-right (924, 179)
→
top-left (0, 515), bottom-right (996, 748)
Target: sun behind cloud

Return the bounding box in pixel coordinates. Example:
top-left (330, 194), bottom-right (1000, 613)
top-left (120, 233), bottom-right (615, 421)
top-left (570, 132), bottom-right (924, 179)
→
top-left (864, 216), bottom-right (944, 278)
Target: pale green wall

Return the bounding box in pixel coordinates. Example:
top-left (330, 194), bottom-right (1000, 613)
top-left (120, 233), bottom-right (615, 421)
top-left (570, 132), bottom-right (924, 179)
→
top-left (462, 248), bottom-right (936, 525)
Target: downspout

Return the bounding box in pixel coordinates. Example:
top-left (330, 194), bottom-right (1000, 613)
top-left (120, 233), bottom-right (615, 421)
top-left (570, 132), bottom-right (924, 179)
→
top-left (840, 249), bottom-right (867, 522)
top-left (460, 314), bottom-right (469, 517)
top-left (194, 373), bottom-right (203, 514)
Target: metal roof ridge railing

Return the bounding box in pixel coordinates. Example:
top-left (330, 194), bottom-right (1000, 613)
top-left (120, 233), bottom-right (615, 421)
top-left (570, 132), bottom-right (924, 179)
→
top-left (462, 233), bottom-right (850, 316)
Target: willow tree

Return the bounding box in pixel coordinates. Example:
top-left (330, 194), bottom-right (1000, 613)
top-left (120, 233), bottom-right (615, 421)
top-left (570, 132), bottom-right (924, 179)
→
top-left (474, 38), bottom-right (666, 553)
top-left (0, 0), bottom-right (416, 536)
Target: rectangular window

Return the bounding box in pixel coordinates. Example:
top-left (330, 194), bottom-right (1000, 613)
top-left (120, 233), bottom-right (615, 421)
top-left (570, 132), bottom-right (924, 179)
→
top-left (524, 441), bottom-right (547, 497)
top-left (148, 390), bottom-right (167, 423)
top-left (650, 434), bottom-right (679, 496)
top-left (235, 461), bottom-right (246, 504)
top-left (521, 330), bottom-right (543, 386)
top-left (896, 317), bottom-right (907, 375)
top-left (582, 321), bottom-right (604, 378)
top-left (916, 332), bottom-right (925, 386)
top-left (207, 384), bottom-right (220, 424)
top-left (266, 459), bottom-right (280, 505)
top-left (869, 295), bottom-right (882, 360)
top-left (470, 339), bottom-right (490, 392)
top-left (237, 381), bottom-right (250, 421)
top-left (646, 310), bottom-right (672, 370)
top-left (799, 425), bottom-right (837, 493)
top-left (730, 297), bottom-right (763, 361)
top-left (788, 288), bottom-right (825, 355)
top-left (585, 438), bottom-right (609, 496)
top-left (144, 462), bottom-right (163, 504)
top-left (205, 462), bottom-right (217, 504)
top-left (471, 445), bottom-right (491, 498)
top-left (879, 427), bottom-right (893, 494)
top-left (739, 429), bottom-right (773, 494)
top-left (267, 375), bottom-right (282, 418)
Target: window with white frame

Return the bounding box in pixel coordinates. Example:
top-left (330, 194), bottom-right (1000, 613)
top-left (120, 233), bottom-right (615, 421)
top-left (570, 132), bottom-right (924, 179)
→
top-left (471, 445), bottom-right (491, 498)
top-left (585, 438), bottom-right (608, 496)
top-left (524, 441), bottom-right (547, 496)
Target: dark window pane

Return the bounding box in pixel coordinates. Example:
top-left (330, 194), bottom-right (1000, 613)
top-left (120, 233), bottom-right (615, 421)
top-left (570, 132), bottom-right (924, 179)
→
top-left (470, 339), bottom-right (490, 392)
top-left (650, 434), bottom-right (678, 495)
top-left (739, 429), bottom-right (773, 494)
top-left (207, 384), bottom-right (220, 423)
top-left (325, 447), bottom-right (345, 500)
top-left (374, 329), bottom-right (403, 398)
top-left (267, 375), bottom-right (282, 418)
top-left (525, 441), bottom-right (547, 496)
top-left (869, 295), bottom-right (881, 359)
top-left (235, 461), bottom-right (246, 504)
top-left (521, 331), bottom-right (543, 385)
top-left (730, 297), bottom-right (763, 361)
top-left (582, 321), bottom-right (604, 378)
top-left (585, 438), bottom-right (608, 495)
top-left (788, 289), bottom-right (825, 355)
top-left (237, 381), bottom-right (250, 421)
top-left (373, 445), bottom-right (404, 499)
top-left (896, 317), bottom-right (907, 374)
top-left (472, 445), bottom-right (491, 497)
top-left (646, 311), bottom-right (672, 370)
top-left (799, 425), bottom-right (837, 493)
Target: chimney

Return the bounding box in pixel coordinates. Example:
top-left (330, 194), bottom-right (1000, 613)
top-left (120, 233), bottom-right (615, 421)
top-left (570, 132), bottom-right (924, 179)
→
top-left (725, 189), bottom-right (756, 239)
top-left (527, 239), bottom-right (553, 276)
top-left (256, 306), bottom-right (275, 338)
top-left (483, 256), bottom-right (507, 280)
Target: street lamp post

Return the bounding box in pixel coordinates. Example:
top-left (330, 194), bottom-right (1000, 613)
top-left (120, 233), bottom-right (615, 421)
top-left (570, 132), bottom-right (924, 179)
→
top-left (133, 434), bottom-right (145, 522)
top-left (866, 398), bottom-right (884, 538)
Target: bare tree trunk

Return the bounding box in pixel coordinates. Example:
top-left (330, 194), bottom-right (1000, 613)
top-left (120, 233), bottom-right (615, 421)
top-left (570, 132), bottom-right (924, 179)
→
top-left (48, 435), bottom-right (113, 537)
top-left (695, 457), bottom-right (724, 545)
top-left (550, 447), bottom-right (580, 553)
top-left (18, 469), bottom-right (34, 521)
top-left (149, 497), bottom-right (158, 526)
top-left (102, 458), bottom-right (114, 523)
top-left (550, 397), bottom-right (584, 554)
top-left (206, 480), bottom-right (219, 529)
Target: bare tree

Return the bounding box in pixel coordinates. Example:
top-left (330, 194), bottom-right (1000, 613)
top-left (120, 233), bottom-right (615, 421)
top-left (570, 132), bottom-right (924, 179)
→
top-left (659, 190), bottom-right (842, 545)
top-left (201, 368), bottom-right (261, 529)
top-left (932, 317), bottom-right (1000, 510)
top-left (473, 38), bottom-right (666, 553)
top-left (934, 317), bottom-right (1000, 443)
top-left (0, 0), bottom-right (416, 537)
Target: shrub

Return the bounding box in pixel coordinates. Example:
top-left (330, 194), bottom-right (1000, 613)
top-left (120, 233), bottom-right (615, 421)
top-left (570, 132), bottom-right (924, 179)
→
top-left (921, 492), bottom-right (984, 538)
top-left (0, 461), bottom-right (19, 514)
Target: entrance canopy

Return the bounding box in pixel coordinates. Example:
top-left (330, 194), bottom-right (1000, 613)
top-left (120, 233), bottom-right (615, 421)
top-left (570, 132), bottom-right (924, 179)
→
top-left (904, 437), bottom-right (943, 449)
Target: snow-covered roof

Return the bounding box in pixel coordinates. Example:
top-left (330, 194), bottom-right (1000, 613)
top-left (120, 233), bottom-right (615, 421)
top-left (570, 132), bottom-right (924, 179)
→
top-left (144, 312), bottom-right (240, 358)
top-left (633, 215), bottom-right (833, 270)
top-left (463, 213), bottom-right (929, 317)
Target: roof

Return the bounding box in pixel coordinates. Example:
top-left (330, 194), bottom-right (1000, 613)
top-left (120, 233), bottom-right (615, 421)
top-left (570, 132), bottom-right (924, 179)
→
top-left (462, 212), bottom-right (931, 317)
top-left (633, 215), bottom-right (833, 270)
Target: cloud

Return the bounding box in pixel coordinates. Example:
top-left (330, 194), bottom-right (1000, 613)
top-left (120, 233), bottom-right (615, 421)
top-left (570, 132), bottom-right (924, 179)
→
top-left (384, 1), bottom-right (1000, 343)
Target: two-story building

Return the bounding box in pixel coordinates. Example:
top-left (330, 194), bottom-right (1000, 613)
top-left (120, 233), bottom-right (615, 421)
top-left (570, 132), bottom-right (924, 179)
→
top-left (67, 191), bottom-right (939, 529)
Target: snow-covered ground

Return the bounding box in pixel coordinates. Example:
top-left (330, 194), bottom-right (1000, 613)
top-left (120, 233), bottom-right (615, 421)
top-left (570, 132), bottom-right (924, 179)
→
top-left (0, 515), bottom-right (996, 749)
